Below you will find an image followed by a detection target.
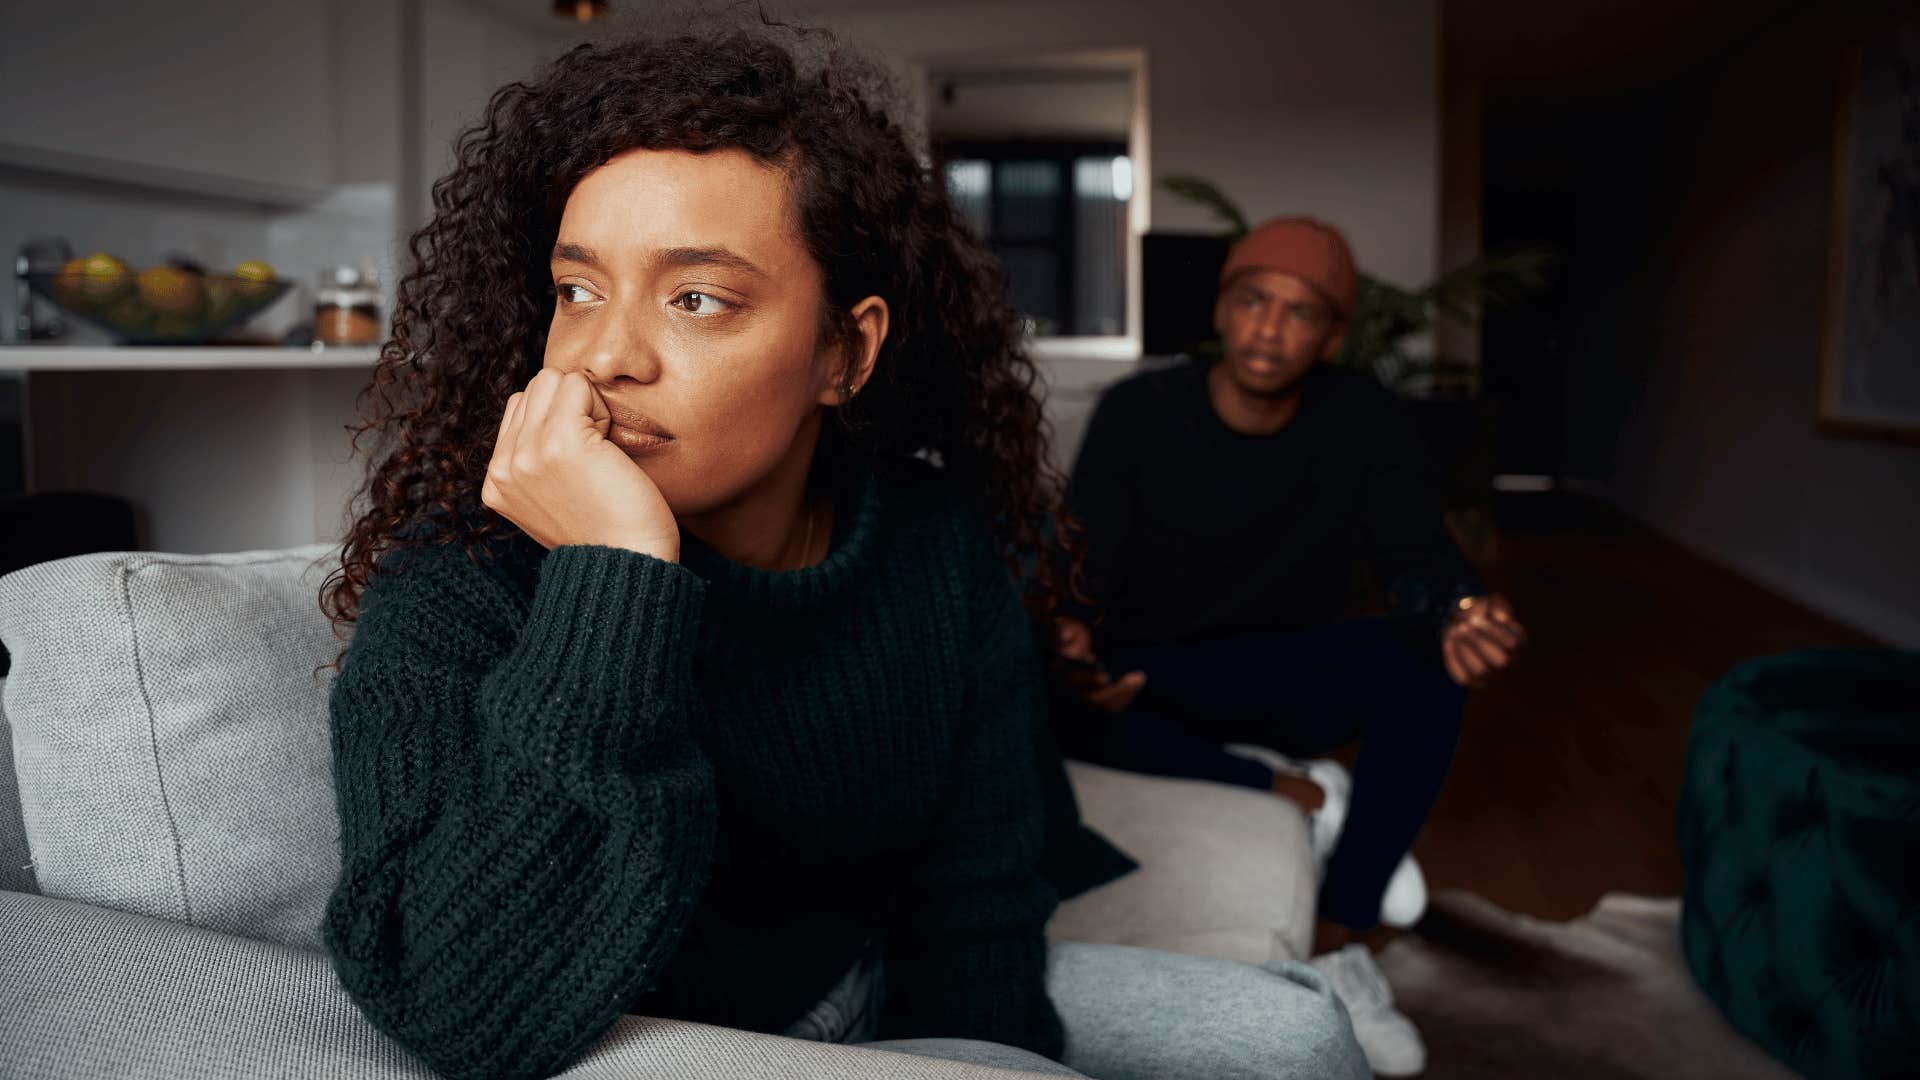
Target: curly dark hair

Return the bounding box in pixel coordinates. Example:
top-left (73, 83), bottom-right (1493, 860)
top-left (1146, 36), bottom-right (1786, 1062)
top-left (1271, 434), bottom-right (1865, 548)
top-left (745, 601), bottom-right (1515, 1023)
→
top-left (319, 17), bottom-right (1083, 661)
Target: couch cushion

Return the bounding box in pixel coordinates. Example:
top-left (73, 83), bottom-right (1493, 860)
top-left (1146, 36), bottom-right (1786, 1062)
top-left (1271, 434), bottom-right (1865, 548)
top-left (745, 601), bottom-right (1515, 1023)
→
top-left (0, 677), bottom-right (38, 894)
top-left (1, 889), bottom-right (1083, 1079)
top-left (1052, 762), bottom-right (1315, 965)
top-left (0, 544), bottom-right (341, 949)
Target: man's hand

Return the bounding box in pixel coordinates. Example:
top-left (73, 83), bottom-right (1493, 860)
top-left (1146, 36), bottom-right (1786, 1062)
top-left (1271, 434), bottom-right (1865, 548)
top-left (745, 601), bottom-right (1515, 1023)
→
top-left (1055, 616), bottom-right (1147, 713)
top-left (1441, 594), bottom-right (1526, 688)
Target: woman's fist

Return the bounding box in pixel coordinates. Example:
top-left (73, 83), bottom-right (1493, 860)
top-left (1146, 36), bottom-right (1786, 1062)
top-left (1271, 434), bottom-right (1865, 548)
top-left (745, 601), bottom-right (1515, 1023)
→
top-left (480, 368), bottom-right (680, 560)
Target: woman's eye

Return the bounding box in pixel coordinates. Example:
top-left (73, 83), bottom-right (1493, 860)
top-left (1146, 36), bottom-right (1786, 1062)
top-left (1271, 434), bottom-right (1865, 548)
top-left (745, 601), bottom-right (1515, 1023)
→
top-left (557, 284), bottom-right (594, 304)
top-left (674, 291), bottom-right (728, 315)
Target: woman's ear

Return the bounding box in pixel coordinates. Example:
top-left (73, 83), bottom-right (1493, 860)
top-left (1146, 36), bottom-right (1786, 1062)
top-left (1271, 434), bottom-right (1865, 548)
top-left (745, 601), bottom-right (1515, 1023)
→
top-left (819, 295), bottom-right (889, 406)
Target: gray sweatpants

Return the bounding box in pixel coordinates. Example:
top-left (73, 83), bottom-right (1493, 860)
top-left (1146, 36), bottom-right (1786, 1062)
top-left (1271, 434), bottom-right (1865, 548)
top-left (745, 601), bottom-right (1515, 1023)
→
top-left (785, 938), bottom-right (1370, 1080)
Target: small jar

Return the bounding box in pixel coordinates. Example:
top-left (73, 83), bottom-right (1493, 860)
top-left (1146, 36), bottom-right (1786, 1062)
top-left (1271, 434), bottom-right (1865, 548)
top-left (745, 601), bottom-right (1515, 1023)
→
top-left (314, 264), bottom-right (381, 346)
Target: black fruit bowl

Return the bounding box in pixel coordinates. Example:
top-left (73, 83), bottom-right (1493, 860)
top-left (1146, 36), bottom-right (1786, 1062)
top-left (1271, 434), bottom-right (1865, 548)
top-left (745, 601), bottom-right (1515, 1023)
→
top-left (25, 271), bottom-right (293, 345)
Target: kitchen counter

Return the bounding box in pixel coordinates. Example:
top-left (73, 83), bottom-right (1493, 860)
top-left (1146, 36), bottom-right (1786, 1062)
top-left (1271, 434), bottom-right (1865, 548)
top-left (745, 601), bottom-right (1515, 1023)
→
top-left (0, 345), bottom-right (380, 372)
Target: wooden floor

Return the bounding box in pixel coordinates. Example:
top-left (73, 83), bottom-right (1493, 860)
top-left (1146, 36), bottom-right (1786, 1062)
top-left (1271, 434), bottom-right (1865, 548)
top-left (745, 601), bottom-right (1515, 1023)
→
top-left (1407, 496), bottom-right (1882, 922)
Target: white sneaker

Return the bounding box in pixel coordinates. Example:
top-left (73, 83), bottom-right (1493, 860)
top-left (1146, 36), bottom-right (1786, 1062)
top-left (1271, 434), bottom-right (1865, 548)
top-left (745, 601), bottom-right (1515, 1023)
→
top-left (1301, 758), bottom-right (1352, 864)
top-left (1222, 744), bottom-right (1345, 858)
top-left (1224, 749), bottom-right (1431, 929)
top-left (1377, 851), bottom-right (1428, 929)
top-left (1310, 944), bottom-right (1426, 1077)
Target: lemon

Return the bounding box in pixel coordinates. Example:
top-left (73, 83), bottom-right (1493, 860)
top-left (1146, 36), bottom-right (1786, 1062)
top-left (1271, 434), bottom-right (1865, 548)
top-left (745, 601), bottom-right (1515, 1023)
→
top-left (136, 266), bottom-right (207, 319)
top-left (233, 259), bottom-right (276, 283)
top-left (54, 252), bottom-right (133, 310)
top-left (230, 259), bottom-right (279, 304)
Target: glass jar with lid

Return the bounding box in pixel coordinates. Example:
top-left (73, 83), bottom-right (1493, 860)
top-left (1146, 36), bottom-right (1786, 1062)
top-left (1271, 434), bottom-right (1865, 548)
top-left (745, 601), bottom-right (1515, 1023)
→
top-left (314, 263), bottom-right (382, 346)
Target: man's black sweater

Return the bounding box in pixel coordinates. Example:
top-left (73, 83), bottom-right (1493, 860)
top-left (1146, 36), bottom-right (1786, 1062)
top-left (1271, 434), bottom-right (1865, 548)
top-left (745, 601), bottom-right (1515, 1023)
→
top-left (1068, 359), bottom-right (1480, 653)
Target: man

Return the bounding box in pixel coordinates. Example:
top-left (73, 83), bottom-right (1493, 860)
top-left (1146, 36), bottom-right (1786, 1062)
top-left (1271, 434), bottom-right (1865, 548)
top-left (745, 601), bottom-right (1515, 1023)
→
top-left (1056, 216), bottom-right (1525, 1074)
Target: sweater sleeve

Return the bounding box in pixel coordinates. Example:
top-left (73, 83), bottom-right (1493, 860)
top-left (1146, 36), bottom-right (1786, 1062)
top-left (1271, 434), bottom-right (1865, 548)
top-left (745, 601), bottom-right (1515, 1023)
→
top-left (876, 532), bottom-right (1064, 1059)
top-left (322, 542), bottom-right (716, 1080)
top-left (1358, 396), bottom-right (1484, 655)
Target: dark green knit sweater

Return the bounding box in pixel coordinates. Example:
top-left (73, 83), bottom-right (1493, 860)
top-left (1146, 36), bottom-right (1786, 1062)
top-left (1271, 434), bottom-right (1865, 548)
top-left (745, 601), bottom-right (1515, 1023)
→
top-left (322, 465), bottom-right (1065, 1080)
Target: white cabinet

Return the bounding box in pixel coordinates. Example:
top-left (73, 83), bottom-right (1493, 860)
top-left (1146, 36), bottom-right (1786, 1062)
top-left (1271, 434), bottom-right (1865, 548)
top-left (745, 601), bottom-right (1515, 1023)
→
top-left (5, 348), bottom-right (380, 552)
top-left (0, 1), bottom-right (336, 204)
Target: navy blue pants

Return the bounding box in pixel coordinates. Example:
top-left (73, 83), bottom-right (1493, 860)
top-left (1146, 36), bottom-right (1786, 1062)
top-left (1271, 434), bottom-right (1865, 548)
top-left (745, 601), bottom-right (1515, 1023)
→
top-left (1070, 618), bottom-right (1466, 931)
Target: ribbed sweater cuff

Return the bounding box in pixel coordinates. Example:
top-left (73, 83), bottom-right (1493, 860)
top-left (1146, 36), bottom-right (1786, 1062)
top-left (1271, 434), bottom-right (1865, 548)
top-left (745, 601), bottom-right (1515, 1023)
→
top-left (480, 545), bottom-right (705, 794)
top-left (884, 933), bottom-right (1062, 1058)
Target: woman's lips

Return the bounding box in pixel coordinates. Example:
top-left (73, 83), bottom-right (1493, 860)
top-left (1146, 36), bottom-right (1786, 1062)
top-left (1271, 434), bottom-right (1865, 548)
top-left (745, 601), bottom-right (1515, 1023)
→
top-left (604, 402), bottom-right (673, 453)
top-left (605, 402), bottom-right (671, 435)
top-left (609, 424), bottom-right (673, 453)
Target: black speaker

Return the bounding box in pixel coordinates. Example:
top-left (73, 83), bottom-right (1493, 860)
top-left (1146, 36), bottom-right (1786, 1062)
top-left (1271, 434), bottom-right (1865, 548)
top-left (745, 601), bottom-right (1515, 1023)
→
top-left (1141, 232), bottom-right (1230, 357)
top-left (0, 491), bottom-right (138, 676)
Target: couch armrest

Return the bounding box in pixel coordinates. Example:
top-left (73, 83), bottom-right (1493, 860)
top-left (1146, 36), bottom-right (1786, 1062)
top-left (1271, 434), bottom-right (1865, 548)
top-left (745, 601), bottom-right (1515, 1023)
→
top-left (0, 891), bottom-right (1066, 1079)
top-left (1053, 762), bottom-right (1316, 965)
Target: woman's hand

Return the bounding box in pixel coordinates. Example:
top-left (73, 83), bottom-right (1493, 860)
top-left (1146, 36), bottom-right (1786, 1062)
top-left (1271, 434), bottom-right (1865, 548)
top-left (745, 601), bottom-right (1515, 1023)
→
top-left (481, 368), bottom-right (681, 561)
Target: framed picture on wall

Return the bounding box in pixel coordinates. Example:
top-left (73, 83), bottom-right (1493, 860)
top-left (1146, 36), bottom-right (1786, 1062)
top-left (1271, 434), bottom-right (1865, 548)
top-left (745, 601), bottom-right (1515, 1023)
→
top-left (1818, 11), bottom-right (1920, 444)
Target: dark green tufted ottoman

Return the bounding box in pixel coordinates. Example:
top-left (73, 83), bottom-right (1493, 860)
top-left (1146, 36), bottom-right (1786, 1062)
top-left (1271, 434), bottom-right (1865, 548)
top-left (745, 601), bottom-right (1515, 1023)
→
top-left (1680, 649), bottom-right (1920, 1080)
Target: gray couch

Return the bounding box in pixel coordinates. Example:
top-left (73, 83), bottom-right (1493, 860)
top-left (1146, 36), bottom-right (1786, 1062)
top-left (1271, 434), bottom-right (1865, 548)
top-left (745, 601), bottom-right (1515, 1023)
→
top-left (0, 544), bottom-right (1315, 1079)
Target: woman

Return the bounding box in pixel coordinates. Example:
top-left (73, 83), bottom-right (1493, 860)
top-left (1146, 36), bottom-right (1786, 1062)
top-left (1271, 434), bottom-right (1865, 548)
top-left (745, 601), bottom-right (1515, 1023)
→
top-left (320, 19), bottom-right (1365, 1080)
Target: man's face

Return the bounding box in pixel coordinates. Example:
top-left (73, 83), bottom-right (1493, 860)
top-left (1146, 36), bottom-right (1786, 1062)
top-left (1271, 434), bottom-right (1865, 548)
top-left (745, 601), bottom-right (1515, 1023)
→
top-left (1211, 269), bottom-right (1346, 398)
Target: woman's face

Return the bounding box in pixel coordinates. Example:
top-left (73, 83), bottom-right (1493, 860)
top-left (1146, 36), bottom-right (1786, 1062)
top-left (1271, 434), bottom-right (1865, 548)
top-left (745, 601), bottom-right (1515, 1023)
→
top-left (543, 147), bottom-right (842, 518)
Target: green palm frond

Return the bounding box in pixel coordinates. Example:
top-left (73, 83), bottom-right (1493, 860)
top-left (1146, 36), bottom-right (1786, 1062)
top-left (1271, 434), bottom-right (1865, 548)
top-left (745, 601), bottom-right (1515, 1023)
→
top-left (1422, 249), bottom-right (1552, 324)
top-left (1338, 273), bottom-right (1426, 371)
top-left (1159, 175), bottom-right (1252, 237)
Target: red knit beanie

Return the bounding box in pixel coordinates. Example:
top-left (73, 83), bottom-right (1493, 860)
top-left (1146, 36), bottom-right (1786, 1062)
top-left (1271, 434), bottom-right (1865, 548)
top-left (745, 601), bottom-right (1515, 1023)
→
top-left (1218, 216), bottom-right (1359, 320)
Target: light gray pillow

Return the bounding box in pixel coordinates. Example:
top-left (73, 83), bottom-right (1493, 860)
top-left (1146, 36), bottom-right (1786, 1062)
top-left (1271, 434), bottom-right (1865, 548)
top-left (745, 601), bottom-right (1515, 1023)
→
top-left (0, 544), bottom-right (342, 951)
top-left (1052, 761), bottom-right (1316, 965)
top-left (0, 678), bottom-right (39, 895)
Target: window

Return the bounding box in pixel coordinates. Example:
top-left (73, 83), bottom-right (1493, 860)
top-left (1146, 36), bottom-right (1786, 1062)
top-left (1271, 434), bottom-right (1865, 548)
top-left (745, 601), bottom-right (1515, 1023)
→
top-left (925, 63), bottom-right (1142, 343)
top-left (936, 146), bottom-right (1129, 337)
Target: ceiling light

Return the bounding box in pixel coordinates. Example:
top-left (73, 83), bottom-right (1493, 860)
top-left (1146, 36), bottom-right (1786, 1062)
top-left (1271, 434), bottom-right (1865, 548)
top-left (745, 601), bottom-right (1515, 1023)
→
top-left (552, 0), bottom-right (609, 21)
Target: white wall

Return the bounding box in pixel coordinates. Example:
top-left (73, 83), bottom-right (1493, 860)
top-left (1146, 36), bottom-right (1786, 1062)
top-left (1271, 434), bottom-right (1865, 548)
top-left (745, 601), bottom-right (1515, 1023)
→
top-left (929, 73), bottom-right (1133, 140)
top-left (804, 0), bottom-right (1441, 289)
top-left (548, 0), bottom-right (1438, 285)
top-left (1560, 6), bottom-right (1920, 647)
top-left (418, 0), bottom-right (575, 227)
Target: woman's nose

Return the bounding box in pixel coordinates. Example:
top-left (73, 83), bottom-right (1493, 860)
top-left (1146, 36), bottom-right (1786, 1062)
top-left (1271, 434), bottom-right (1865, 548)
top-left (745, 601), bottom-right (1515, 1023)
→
top-left (578, 303), bottom-right (663, 385)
